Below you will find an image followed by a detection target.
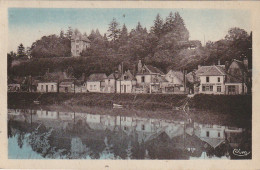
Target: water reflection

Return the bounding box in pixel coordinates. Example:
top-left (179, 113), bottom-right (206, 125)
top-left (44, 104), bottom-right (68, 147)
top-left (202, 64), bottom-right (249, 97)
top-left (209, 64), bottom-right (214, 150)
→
top-left (8, 108), bottom-right (251, 159)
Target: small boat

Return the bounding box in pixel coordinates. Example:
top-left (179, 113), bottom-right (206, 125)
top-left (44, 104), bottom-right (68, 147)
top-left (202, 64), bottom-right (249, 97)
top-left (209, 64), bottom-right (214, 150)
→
top-left (33, 100), bottom-right (40, 105)
top-left (113, 103), bottom-right (123, 109)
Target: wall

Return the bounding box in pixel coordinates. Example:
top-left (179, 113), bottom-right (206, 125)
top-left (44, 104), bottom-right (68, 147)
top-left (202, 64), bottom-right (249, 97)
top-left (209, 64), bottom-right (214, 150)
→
top-left (116, 80), bottom-right (135, 93)
top-left (199, 75), bottom-right (225, 94)
top-left (104, 79), bottom-right (115, 93)
top-left (37, 82), bottom-right (58, 93)
top-left (86, 81), bottom-right (101, 92)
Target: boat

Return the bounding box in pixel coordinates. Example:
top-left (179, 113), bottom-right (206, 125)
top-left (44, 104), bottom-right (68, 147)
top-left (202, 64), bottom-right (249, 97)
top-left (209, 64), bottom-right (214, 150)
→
top-left (113, 103), bottom-right (123, 109)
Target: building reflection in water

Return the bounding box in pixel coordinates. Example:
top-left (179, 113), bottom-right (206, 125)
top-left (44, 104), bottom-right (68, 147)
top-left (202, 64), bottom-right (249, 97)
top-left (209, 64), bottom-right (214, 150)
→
top-left (7, 108), bottom-right (248, 160)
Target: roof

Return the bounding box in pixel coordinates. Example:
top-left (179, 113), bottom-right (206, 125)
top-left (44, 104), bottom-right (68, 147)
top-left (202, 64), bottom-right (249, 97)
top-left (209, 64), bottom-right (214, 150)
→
top-left (143, 65), bottom-right (165, 75)
top-left (87, 73), bottom-right (107, 82)
top-left (60, 81), bottom-right (74, 86)
top-left (196, 65), bottom-right (226, 76)
top-left (107, 73), bottom-right (116, 79)
top-left (43, 71), bottom-right (73, 82)
top-left (71, 32), bottom-right (90, 42)
top-left (119, 70), bottom-right (136, 81)
top-left (199, 137), bottom-right (225, 149)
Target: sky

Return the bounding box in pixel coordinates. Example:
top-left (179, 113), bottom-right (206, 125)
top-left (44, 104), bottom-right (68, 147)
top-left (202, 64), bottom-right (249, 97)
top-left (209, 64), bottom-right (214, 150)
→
top-left (8, 8), bottom-right (251, 52)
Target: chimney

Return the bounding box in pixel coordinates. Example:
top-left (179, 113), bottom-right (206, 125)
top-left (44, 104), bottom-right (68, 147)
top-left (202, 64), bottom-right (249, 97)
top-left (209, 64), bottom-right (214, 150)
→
top-left (138, 60), bottom-right (142, 73)
top-left (225, 61), bottom-right (229, 71)
top-left (243, 57), bottom-right (248, 70)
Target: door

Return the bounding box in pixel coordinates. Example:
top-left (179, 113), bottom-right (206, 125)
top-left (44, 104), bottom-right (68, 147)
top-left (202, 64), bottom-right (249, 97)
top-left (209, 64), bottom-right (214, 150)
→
top-left (46, 85), bottom-right (48, 92)
top-left (65, 87), bottom-right (68, 93)
top-left (124, 85), bottom-right (126, 93)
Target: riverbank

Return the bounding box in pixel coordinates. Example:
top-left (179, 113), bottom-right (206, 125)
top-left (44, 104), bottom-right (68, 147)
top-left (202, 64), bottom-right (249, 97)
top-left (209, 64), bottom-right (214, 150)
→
top-left (8, 92), bottom-right (252, 128)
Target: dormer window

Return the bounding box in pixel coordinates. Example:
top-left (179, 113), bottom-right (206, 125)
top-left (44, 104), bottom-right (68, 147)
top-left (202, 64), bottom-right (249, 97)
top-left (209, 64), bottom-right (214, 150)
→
top-left (124, 76), bottom-right (127, 80)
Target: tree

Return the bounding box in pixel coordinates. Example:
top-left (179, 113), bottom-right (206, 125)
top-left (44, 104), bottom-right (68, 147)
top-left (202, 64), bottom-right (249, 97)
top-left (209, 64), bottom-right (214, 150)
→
top-left (60, 30), bottom-right (65, 39)
top-left (172, 12), bottom-right (189, 41)
top-left (107, 18), bottom-right (121, 41)
top-left (17, 43), bottom-right (25, 58)
top-left (66, 26), bottom-right (73, 40)
top-left (163, 12), bottom-right (175, 34)
top-left (151, 14), bottom-right (164, 38)
top-left (118, 24), bottom-right (128, 44)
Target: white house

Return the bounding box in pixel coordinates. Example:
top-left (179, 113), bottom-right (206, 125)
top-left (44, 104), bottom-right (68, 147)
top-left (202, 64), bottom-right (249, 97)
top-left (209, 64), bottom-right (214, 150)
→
top-left (135, 60), bottom-right (165, 93)
top-left (163, 70), bottom-right (185, 93)
top-left (104, 73), bottom-right (116, 93)
top-left (37, 82), bottom-right (58, 93)
top-left (196, 65), bottom-right (226, 94)
top-left (86, 73), bottom-right (107, 92)
top-left (116, 70), bottom-right (136, 93)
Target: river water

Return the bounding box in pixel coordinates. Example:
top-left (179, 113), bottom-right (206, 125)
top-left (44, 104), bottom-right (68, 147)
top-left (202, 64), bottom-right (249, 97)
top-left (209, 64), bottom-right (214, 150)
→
top-left (8, 108), bottom-right (251, 159)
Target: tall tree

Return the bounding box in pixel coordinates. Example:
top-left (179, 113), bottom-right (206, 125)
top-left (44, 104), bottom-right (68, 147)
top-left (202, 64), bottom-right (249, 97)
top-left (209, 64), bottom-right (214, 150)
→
top-left (17, 43), bottom-right (25, 58)
top-left (163, 12), bottom-right (175, 34)
top-left (151, 14), bottom-right (164, 38)
top-left (118, 24), bottom-right (128, 45)
top-left (172, 12), bottom-right (189, 41)
top-left (60, 30), bottom-right (65, 39)
top-left (66, 26), bottom-right (73, 40)
top-left (107, 18), bottom-right (121, 42)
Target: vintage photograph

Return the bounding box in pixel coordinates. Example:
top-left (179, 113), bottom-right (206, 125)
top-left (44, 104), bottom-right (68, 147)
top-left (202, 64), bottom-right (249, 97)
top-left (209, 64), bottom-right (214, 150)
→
top-left (7, 8), bottom-right (252, 160)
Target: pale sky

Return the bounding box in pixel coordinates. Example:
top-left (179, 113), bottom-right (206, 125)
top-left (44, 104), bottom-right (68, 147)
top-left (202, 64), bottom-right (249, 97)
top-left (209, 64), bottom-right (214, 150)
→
top-left (8, 8), bottom-right (251, 52)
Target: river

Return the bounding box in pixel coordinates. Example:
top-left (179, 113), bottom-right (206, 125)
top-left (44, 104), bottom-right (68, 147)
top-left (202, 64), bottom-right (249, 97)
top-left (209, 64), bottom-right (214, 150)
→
top-left (8, 107), bottom-right (251, 159)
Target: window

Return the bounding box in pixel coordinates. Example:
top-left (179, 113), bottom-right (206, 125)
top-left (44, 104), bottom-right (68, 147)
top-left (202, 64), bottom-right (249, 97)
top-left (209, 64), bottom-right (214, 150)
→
top-left (124, 126), bottom-right (127, 130)
top-left (218, 132), bottom-right (220, 138)
top-left (142, 125), bottom-right (145, 130)
top-left (76, 50), bottom-right (79, 53)
top-left (218, 77), bottom-right (220, 82)
top-left (205, 86), bottom-right (210, 91)
top-left (210, 86), bottom-right (213, 91)
top-left (228, 85), bottom-right (236, 94)
top-left (202, 86), bottom-right (205, 91)
top-left (41, 85), bottom-right (44, 90)
top-left (124, 76), bottom-right (127, 80)
top-left (206, 131), bottom-right (209, 137)
top-left (76, 40), bottom-right (79, 43)
top-left (206, 77), bottom-right (209, 82)
top-left (51, 85), bottom-right (54, 91)
top-left (141, 76), bottom-right (145, 83)
top-left (76, 45), bottom-right (79, 48)
top-left (108, 79), bottom-right (110, 85)
top-left (217, 86), bottom-right (221, 92)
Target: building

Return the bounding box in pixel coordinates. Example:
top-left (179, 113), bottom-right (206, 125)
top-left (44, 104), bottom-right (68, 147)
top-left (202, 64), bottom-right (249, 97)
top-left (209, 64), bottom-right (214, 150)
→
top-left (86, 73), bottom-right (107, 92)
top-left (116, 70), bottom-right (137, 93)
top-left (225, 59), bottom-right (248, 95)
top-left (196, 65), bottom-right (226, 94)
top-left (163, 70), bottom-right (186, 93)
top-left (37, 82), bottom-right (58, 93)
top-left (71, 31), bottom-right (91, 57)
top-left (135, 60), bottom-right (165, 93)
top-left (104, 73), bottom-right (116, 93)
top-left (59, 81), bottom-right (75, 93)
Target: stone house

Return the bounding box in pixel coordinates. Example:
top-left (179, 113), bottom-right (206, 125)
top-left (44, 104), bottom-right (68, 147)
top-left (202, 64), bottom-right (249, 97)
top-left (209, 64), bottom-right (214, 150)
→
top-left (116, 70), bottom-right (137, 93)
top-left (104, 73), bottom-right (116, 93)
top-left (163, 70), bottom-right (186, 93)
top-left (86, 73), bottom-right (107, 92)
top-left (71, 31), bottom-right (90, 57)
top-left (196, 65), bottom-right (226, 94)
top-left (135, 60), bottom-right (165, 93)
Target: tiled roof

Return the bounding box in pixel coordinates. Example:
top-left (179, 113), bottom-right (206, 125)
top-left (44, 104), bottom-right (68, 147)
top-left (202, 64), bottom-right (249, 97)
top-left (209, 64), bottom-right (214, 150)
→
top-left (196, 65), bottom-right (226, 76)
top-left (144, 65), bottom-right (165, 75)
top-left (87, 73), bottom-right (107, 81)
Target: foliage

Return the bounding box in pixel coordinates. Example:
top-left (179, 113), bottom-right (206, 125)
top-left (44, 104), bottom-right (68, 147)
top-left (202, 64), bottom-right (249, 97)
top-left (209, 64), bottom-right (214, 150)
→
top-left (9, 12), bottom-right (252, 78)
